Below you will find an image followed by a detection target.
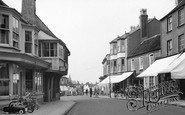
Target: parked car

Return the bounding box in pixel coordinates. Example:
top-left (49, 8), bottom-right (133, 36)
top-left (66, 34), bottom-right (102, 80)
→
top-left (3, 102), bottom-right (27, 114)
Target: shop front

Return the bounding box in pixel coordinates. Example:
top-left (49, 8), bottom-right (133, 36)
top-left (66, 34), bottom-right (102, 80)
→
top-left (0, 52), bottom-right (50, 103)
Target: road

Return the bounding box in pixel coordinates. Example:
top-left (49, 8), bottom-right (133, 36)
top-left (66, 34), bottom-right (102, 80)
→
top-left (65, 96), bottom-right (185, 115)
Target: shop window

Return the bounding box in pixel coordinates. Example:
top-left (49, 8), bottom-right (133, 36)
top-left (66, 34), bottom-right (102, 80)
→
top-left (25, 31), bottom-right (32, 53)
top-left (35, 72), bottom-right (42, 92)
top-left (0, 63), bottom-right (9, 96)
top-left (149, 76), bottom-right (154, 88)
top-left (0, 14), bottom-right (9, 44)
top-left (13, 17), bottom-right (19, 48)
top-left (26, 70), bottom-right (33, 92)
top-left (13, 64), bottom-right (19, 95)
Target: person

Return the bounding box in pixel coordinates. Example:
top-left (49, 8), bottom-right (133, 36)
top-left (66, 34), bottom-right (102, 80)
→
top-left (90, 88), bottom-right (92, 97)
top-left (85, 89), bottom-right (88, 96)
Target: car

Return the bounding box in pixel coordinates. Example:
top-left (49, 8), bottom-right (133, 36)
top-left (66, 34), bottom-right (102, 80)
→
top-left (3, 102), bottom-right (27, 114)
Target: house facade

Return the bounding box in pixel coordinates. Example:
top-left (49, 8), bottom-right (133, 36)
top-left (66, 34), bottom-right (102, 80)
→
top-left (0, 0), bottom-right (70, 102)
top-left (160, 0), bottom-right (185, 98)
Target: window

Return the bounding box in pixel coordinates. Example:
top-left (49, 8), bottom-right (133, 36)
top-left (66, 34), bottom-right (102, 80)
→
top-left (167, 16), bottom-right (172, 32)
top-left (139, 56), bottom-right (143, 70)
top-left (114, 60), bottom-right (117, 73)
top-left (110, 44), bottom-right (113, 54)
top-left (178, 8), bottom-right (185, 26)
top-left (149, 54), bottom-right (154, 65)
top-left (167, 39), bottom-right (172, 56)
top-left (0, 63), bottom-right (9, 96)
top-left (149, 76), bottom-right (154, 88)
top-left (13, 17), bottom-right (19, 48)
top-left (131, 59), bottom-right (135, 71)
top-left (0, 14), bottom-right (9, 44)
top-left (178, 34), bottom-right (185, 52)
top-left (40, 42), bottom-right (57, 57)
top-left (25, 31), bottom-right (32, 53)
top-left (35, 72), bottom-right (42, 92)
top-left (121, 58), bottom-right (125, 71)
top-left (34, 34), bottom-right (38, 56)
top-left (13, 64), bottom-right (19, 95)
top-left (121, 40), bottom-right (125, 52)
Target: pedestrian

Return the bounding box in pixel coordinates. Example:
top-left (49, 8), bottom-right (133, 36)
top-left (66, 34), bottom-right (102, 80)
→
top-left (90, 88), bottom-right (92, 97)
top-left (85, 89), bottom-right (88, 96)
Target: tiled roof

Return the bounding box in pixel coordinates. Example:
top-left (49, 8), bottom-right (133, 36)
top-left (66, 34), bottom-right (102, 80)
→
top-left (35, 15), bottom-right (57, 39)
top-left (160, 0), bottom-right (185, 21)
top-left (128, 34), bottom-right (160, 58)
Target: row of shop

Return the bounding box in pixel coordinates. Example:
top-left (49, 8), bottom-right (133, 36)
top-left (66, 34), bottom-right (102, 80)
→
top-left (99, 52), bottom-right (185, 99)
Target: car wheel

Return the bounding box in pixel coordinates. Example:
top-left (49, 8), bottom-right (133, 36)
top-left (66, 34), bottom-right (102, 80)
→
top-left (27, 107), bottom-right (34, 113)
top-left (19, 110), bottom-right (24, 114)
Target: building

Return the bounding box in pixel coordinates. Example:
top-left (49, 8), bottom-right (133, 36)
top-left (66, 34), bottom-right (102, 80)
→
top-left (127, 9), bottom-right (161, 89)
top-left (0, 0), bottom-right (70, 102)
top-left (159, 0), bottom-right (185, 98)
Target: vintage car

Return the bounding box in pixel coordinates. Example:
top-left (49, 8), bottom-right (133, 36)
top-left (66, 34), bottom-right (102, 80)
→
top-left (3, 102), bottom-right (27, 114)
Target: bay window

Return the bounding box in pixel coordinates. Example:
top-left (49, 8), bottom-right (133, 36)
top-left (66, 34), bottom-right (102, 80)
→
top-left (39, 42), bottom-right (57, 57)
top-left (13, 17), bottom-right (19, 48)
top-left (25, 31), bottom-right (32, 53)
top-left (0, 14), bottom-right (9, 44)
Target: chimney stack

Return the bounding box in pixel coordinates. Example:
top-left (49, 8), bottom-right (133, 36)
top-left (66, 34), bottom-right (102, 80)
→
top-left (139, 8), bottom-right (148, 42)
top-left (21, 0), bottom-right (36, 24)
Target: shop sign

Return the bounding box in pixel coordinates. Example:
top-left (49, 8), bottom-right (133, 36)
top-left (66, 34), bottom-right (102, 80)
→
top-left (126, 80), bottom-right (183, 113)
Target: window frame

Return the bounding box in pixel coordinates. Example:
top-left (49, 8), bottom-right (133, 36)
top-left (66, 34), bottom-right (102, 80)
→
top-left (0, 63), bottom-right (9, 96)
top-left (12, 17), bottom-right (19, 48)
top-left (139, 56), bottom-right (143, 70)
top-left (178, 7), bottom-right (185, 27)
top-left (25, 30), bottom-right (32, 53)
top-left (178, 34), bottom-right (185, 52)
top-left (149, 54), bottom-right (154, 66)
top-left (167, 39), bottom-right (172, 56)
top-left (167, 16), bottom-right (172, 32)
top-left (0, 13), bottom-right (9, 45)
top-left (131, 58), bottom-right (135, 71)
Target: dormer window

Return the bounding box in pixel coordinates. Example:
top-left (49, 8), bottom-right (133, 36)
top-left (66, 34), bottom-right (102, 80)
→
top-left (0, 14), bottom-right (9, 44)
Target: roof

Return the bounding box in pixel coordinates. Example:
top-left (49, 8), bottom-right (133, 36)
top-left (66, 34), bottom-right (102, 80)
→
top-left (35, 15), bottom-right (57, 38)
top-left (0, 0), bottom-right (8, 7)
top-left (160, 0), bottom-right (185, 21)
top-left (128, 34), bottom-right (161, 58)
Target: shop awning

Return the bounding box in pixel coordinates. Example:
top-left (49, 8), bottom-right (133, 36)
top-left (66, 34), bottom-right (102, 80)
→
top-left (159, 52), bottom-right (185, 79)
top-left (99, 72), bottom-right (133, 84)
top-left (137, 54), bottom-right (180, 77)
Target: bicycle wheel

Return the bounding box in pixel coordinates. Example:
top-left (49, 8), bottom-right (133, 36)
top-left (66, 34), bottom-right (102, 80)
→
top-left (126, 99), bottom-right (138, 111)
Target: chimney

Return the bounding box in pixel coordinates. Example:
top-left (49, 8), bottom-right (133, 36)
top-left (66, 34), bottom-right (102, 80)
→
top-left (175, 0), bottom-right (183, 6)
top-left (139, 8), bottom-right (148, 42)
top-left (21, 0), bottom-right (36, 24)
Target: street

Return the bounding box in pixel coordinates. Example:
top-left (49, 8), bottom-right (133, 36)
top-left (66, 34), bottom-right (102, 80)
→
top-left (65, 96), bottom-right (185, 115)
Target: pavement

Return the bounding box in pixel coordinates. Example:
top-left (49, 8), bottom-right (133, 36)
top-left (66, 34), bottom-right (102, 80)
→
top-left (1, 95), bottom-right (185, 115)
top-left (0, 97), bottom-right (76, 115)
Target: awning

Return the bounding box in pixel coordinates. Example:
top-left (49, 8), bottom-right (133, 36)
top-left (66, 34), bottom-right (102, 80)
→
top-left (137, 54), bottom-right (180, 77)
top-left (99, 72), bottom-right (133, 84)
top-left (159, 52), bottom-right (185, 79)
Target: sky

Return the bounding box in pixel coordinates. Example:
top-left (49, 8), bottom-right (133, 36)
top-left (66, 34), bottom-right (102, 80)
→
top-left (4, 0), bottom-right (175, 83)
